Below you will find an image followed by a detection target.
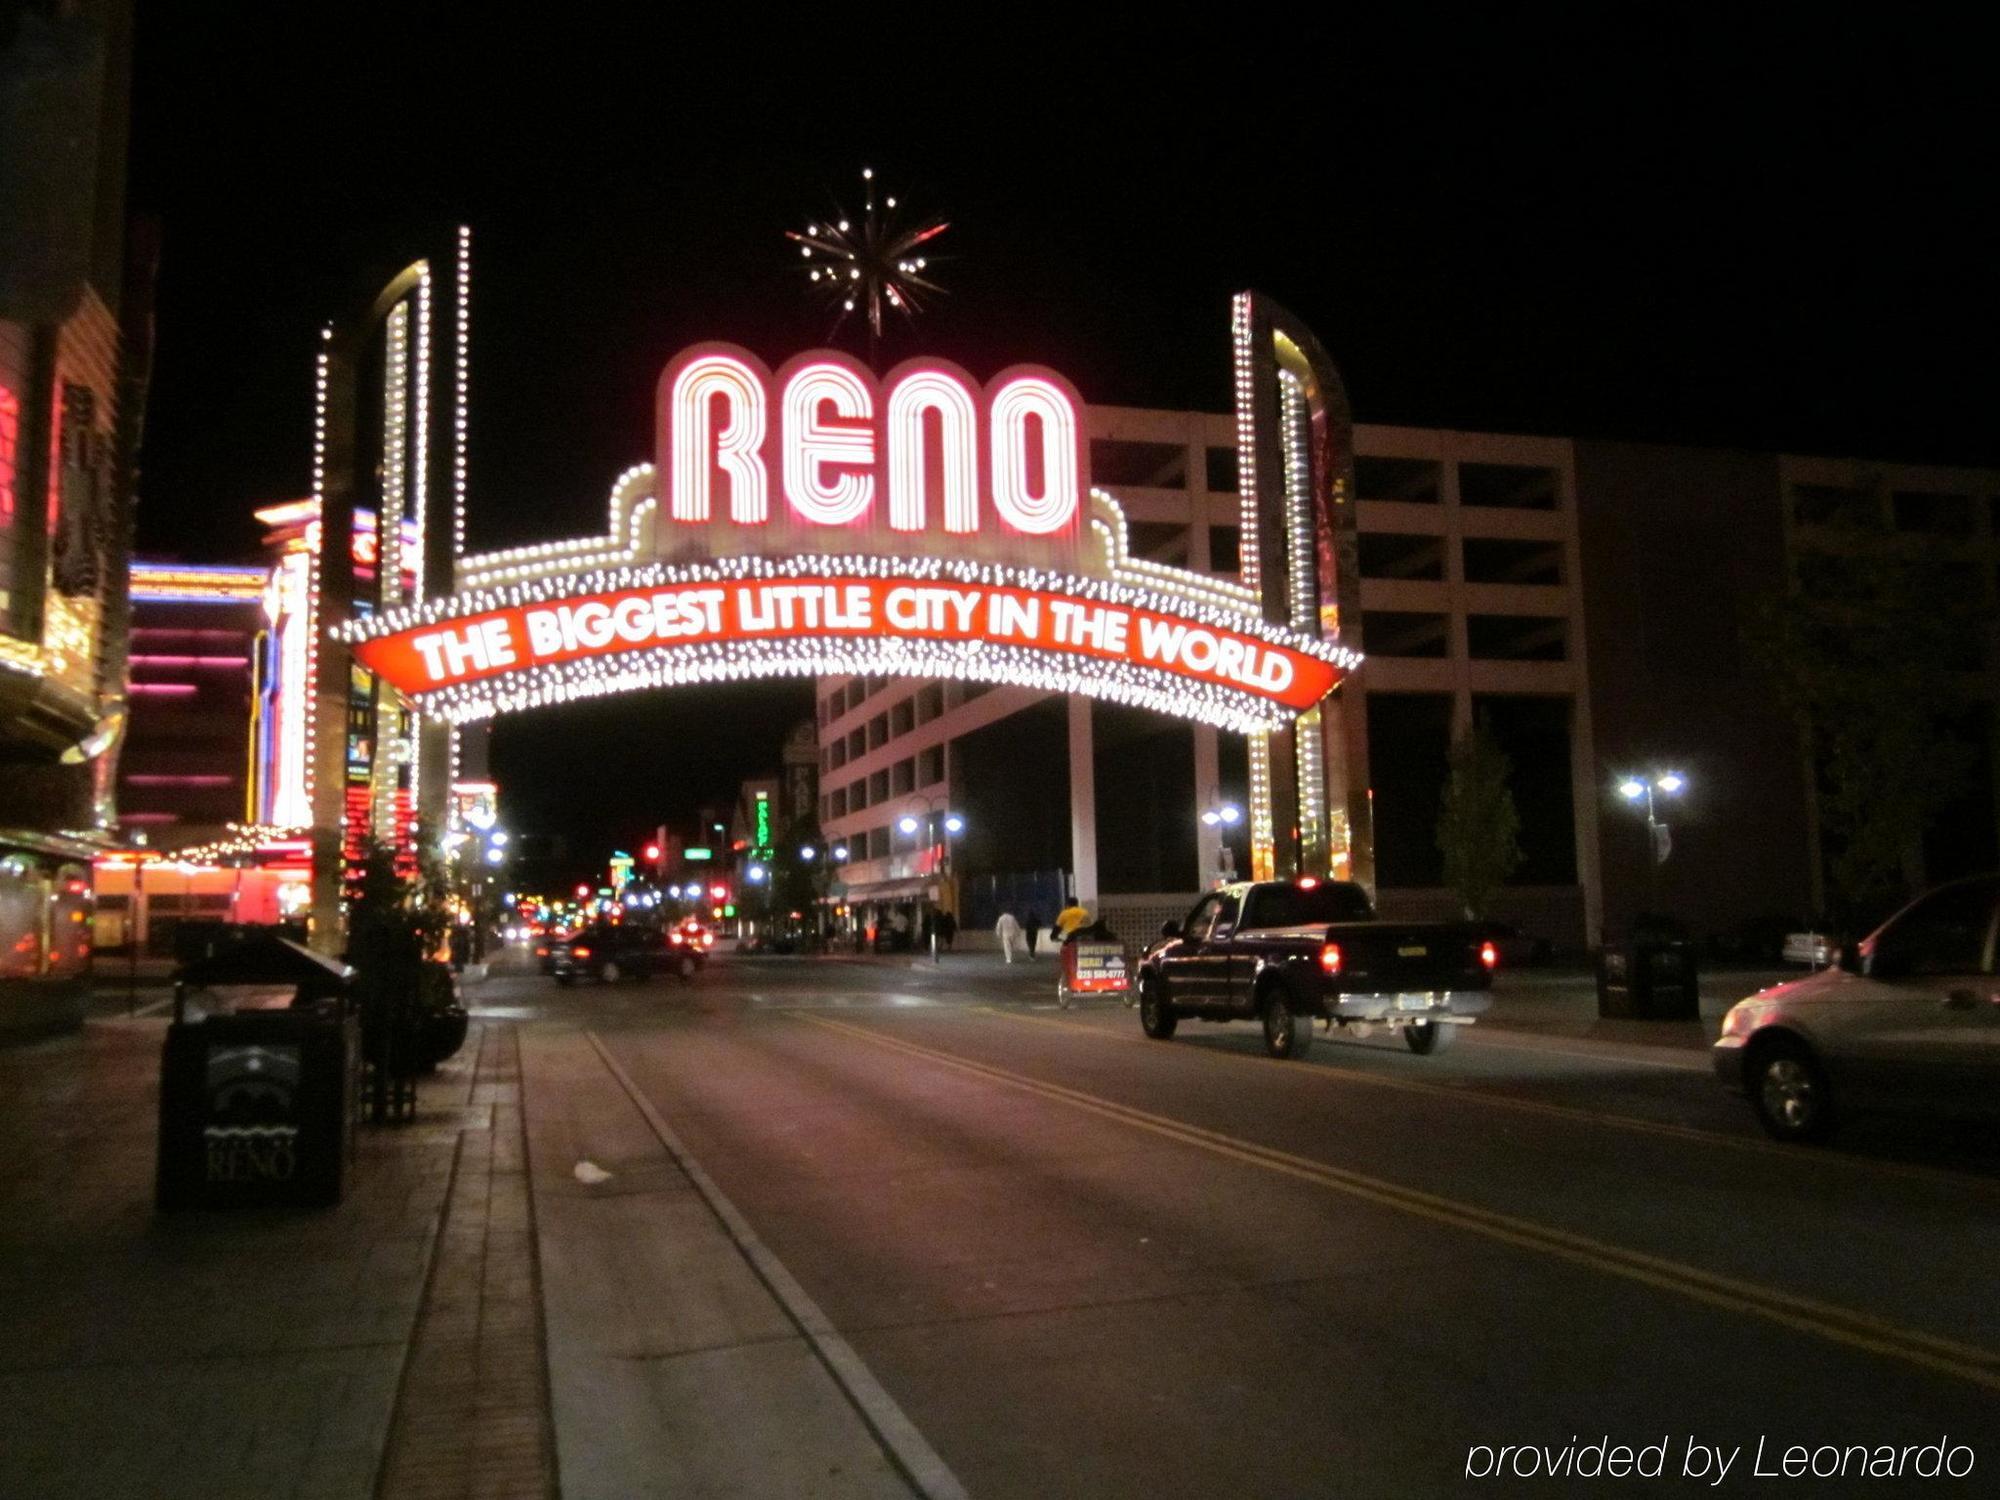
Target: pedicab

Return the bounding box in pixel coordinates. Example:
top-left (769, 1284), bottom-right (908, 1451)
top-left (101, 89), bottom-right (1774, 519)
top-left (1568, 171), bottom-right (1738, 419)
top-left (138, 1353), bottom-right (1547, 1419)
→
top-left (1057, 924), bottom-right (1133, 1009)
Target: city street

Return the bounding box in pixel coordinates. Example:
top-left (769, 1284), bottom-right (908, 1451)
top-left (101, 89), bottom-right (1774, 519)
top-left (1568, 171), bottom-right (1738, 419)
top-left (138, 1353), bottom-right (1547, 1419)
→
top-left (506, 949), bottom-right (1996, 1495)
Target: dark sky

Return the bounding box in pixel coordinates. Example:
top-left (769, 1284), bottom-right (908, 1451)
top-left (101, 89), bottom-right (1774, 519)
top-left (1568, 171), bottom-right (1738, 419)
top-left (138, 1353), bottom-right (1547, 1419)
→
top-left (123, 10), bottom-right (1997, 868)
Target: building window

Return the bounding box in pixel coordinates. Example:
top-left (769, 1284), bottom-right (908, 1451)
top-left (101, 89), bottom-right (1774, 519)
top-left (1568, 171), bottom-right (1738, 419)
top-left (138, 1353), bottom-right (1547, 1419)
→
top-left (1359, 532), bottom-right (1445, 581)
top-left (918, 745), bottom-right (944, 786)
top-left (869, 769), bottom-right (889, 804)
top-left (915, 683), bottom-right (943, 723)
top-left (1355, 456), bottom-right (1441, 504)
top-left (1460, 536), bottom-right (1564, 586)
top-left (846, 728), bottom-right (864, 760)
top-left (1360, 611), bottom-right (1450, 658)
top-left (868, 713), bottom-right (888, 750)
top-left (892, 758), bottom-right (914, 795)
top-left (830, 787), bottom-right (847, 818)
top-left (849, 778), bottom-right (867, 810)
top-left (870, 825), bottom-right (893, 859)
top-left (1791, 484), bottom-right (1874, 528)
top-left (829, 739), bottom-right (846, 770)
top-left (1466, 614), bottom-right (1567, 661)
top-left (1458, 462), bottom-right (1559, 510)
top-left (1892, 491), bottom-right (1975, 537)
top-left (1205, 447), bottom-right (1239, 493)
top-left (1090, 439), bottom-right (1186, 487)
top-left (891, 698), bottom-right (913, 736)
top-left (1207, 526), bottom-right (1240, 575)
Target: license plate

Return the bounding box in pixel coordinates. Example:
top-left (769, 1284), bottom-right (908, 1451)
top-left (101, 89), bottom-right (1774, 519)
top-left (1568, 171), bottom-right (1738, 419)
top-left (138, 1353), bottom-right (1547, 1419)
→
top-left (1397, 945), bottom-right (1428, 957)
top-left (1396, 994), bottom-right (1434, 1011)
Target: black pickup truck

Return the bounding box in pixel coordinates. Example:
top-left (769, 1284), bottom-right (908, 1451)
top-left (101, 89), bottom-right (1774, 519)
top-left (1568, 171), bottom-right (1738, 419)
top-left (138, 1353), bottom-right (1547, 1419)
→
top-left (1135, 878), bottom-right (1497, 1058)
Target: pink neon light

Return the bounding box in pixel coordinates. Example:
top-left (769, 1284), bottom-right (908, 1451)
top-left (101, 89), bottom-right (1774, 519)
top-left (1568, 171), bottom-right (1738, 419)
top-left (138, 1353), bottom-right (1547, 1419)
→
top-left (670, 354), bottom-right (767, 523)
top-left (886, 367), bottom-right (978, 533)
top-left (128, 655), bottom-right (250, 669)
top-left (121, 812), bottom-right (182, 824)
top-left (128, 683), bottom-right (199, 697)
top-left (780, 361), bottom-right (875, 525)
top-left (125, 774), bottom-right (235, 786)
top-left (989, 376), bottom-right (1079, 534)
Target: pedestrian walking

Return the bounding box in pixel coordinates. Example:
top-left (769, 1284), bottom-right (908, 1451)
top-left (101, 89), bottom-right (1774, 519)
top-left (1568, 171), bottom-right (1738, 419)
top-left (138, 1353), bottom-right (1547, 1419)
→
top-left (1023, 909), bottom-right (1042, 957)
top-left (995, 911), bottom-right (1022, 962)
top-left (939, 910), bottom-right (957, 950)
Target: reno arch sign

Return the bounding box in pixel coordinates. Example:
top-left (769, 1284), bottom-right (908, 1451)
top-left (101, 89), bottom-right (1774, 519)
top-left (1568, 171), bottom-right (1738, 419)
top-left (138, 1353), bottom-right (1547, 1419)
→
top-left (335, 288), bottom-right (1371, 881)
top-left (659, 345), bottom-right (1087, 569)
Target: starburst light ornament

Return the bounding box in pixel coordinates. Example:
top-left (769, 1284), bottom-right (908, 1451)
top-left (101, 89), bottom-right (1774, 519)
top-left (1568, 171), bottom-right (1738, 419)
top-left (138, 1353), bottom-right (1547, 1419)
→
top-left (786, 167), bottom-right (948, 358)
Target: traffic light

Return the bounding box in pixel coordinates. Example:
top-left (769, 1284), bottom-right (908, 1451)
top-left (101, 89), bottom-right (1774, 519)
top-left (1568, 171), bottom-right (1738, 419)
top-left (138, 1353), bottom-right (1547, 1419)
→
top-left (575, 883), bottom-right (589, 899)
top-left (709, 883), bottom-right (727, 901)
top-left (643, 843), bottom-right (661, 862)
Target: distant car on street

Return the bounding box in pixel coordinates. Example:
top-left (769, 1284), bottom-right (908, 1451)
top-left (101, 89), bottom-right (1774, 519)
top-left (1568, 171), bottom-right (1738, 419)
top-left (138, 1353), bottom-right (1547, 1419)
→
top-left (665, 919), bottom-right (713, 976)
top-left (547, 922), bottom-right (670, 985)
top-left (1714, 873), bottom-right (2000, 1142)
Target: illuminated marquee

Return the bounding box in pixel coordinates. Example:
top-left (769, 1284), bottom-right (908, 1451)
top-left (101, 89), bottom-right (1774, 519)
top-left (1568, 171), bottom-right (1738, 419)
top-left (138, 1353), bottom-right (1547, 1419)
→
top-left (335, 341), bottom-right (1361, 733)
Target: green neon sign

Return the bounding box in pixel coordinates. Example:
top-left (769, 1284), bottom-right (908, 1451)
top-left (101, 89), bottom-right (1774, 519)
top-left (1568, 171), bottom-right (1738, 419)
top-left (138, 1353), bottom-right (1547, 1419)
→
top-left (684, 847), bottom-right (712, 861)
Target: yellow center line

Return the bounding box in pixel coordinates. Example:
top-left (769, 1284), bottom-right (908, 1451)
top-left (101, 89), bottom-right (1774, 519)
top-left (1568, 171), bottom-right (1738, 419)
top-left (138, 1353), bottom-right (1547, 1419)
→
top-left (977, 1005), bottom-right (2000, 1195)
top-left (801, 1011), bottom-right (2000, 1394)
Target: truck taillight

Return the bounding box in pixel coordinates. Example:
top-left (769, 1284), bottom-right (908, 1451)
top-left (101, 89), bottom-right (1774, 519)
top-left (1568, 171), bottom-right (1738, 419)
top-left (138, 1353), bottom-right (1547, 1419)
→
top-left (1319, 942), bottom-right (1343, 975)
top-left (573, 946), bottom-right (592, 959)
top-left (669, 931), bottom-right (685, 945)
top-left (1479, 940), bottom-right (1498, 970)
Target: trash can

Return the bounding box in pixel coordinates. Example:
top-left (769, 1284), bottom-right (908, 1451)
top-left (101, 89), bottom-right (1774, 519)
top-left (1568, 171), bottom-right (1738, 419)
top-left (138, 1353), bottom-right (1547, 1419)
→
top-left (1596, 939), bottom-right (1699, 1020)
top-left (156, 935), bottom-right (359, 1211)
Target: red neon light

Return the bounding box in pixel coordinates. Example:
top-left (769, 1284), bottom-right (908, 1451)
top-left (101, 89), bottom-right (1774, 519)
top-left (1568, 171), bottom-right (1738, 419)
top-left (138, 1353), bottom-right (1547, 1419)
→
top-left (656, 344), bottom-right (1084, 540)
top-left (353, 576), bottom-right (1342, 713)
top-left (129, 683), bottom-right (200, 697)
top-left (0, 384), bottom-right (17, 524)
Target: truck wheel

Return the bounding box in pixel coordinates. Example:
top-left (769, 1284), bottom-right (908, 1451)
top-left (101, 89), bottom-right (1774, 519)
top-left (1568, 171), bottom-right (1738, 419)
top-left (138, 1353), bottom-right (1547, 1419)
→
top-left (1405, 1020), bottom-right (1456, 1055)
top-left (1261, 990), bottom-right (1312, 1059)
top-left (1139, 978), bottom-right (1177, 1039)
top-left (600, 960), bottom-right (623, 984)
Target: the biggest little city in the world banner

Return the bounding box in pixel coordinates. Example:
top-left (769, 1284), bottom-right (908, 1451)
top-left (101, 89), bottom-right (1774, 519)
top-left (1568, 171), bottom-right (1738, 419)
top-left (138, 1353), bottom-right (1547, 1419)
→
top-left (340, 344), bottom-right (1358, 729)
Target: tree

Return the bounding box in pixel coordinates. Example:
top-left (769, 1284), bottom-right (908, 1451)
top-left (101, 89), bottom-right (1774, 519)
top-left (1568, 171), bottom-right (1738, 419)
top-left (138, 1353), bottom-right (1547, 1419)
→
top-left (1744, 499), bottom-right (1986, 924)
top-left (1435, 722), bottom-right (1523, 920)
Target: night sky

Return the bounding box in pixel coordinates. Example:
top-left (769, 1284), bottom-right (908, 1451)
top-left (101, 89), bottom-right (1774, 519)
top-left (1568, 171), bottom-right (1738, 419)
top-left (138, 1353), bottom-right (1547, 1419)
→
top-left (123, 12), bottom-right (1996, 869)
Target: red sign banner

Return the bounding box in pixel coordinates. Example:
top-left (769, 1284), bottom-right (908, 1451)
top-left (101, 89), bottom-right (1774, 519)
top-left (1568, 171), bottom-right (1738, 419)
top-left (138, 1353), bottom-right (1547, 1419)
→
top-left (351, 576), bottom-right (1341, 713)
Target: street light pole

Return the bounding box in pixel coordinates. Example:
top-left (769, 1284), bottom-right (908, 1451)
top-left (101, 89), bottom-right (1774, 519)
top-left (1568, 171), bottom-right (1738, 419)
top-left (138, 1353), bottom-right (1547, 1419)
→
top-left (1617, 771), bottom-right (1685, 920)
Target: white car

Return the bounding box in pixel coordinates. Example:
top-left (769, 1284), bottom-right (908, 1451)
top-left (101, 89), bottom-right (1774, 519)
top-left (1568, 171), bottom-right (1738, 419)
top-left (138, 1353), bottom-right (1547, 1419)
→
top-left (1714, 874), bottom-right (2000, 1142)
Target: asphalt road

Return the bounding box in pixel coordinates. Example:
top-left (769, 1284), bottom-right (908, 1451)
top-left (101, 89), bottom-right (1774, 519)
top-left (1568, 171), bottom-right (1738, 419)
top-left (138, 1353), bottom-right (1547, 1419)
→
top-left (487, 950), bottom-right (1998, 1497)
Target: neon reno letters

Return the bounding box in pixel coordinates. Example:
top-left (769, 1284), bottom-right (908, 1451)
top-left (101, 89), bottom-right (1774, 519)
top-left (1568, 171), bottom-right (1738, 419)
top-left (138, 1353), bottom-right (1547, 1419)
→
top-left (659, 345), bottom-right (1084, 540)
top-left (352, 575), bottom-right (1340, 718)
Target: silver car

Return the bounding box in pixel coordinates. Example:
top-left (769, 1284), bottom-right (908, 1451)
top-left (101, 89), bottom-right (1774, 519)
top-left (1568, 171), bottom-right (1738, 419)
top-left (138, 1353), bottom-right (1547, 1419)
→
top-left (1713, 874), bottom-right (2000, 1142)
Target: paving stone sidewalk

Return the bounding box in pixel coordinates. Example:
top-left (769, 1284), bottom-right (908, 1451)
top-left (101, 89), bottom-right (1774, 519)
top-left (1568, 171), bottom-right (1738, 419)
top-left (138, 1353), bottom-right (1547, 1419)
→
top-left (0, 1014), bottom-right (502, 1499)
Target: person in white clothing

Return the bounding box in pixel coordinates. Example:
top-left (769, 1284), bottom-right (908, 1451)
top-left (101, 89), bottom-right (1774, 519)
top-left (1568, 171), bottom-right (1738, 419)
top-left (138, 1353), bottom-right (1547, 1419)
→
top-left (994, 911), bottom-right (1023, 963)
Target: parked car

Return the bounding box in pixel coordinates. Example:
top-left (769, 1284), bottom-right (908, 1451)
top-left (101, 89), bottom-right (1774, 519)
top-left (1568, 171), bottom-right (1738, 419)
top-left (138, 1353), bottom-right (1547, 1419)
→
top-left (1714, 873), bottom-right (2000, 1142)
top-left (548, 922), bottom-right (669, 985)
top-left (1136, 878), bottom-right (1497, 1058)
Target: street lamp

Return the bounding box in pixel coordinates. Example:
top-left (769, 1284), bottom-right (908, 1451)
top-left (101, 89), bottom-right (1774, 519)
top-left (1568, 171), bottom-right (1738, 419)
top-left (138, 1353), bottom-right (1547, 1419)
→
top-left (1617, 770), bottom-right (1687, 913)
top-left (1199, 788), bottom-right (1242, 883)
top-left (832, 844), bottom-right (850, 862)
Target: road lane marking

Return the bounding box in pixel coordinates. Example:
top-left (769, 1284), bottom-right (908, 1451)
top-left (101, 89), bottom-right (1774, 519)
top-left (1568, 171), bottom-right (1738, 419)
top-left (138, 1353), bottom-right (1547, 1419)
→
top-left (803, 1013), bottom-right (2000, 1394)
top-left (1462, 1031), bottom-right (1710, 1072)
top-left (585, 1031), bottom-right (968, 1500)
top-left (974, 1006), bottom-right (2000, 1193)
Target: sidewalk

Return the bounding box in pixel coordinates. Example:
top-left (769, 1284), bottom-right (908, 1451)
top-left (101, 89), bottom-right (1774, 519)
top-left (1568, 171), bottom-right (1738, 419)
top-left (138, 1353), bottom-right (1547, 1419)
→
top-left (0, 1015), bottom-right (477, 1499)
top-left (0, 1007), bottom-right (946, 1499)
